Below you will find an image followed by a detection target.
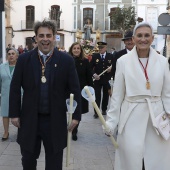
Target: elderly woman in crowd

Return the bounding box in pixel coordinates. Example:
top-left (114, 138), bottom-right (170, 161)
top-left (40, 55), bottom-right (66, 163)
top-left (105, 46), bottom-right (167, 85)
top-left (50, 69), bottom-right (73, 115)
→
top-left (104, 22), bottom-right (170, 170)
top-left (68, 42), bottom-right (93, 141)
top-left (0, 48), bottom-right (18, 141)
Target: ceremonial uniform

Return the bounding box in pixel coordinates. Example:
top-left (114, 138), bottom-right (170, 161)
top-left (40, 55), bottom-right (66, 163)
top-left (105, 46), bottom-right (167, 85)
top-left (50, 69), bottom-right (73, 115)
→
top-left (90, 42), bottom-right (113, 117)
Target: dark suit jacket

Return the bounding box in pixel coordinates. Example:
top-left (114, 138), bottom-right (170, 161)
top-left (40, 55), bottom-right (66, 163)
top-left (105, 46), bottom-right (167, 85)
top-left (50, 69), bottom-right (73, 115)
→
top-left (111, 48), bottom-right (127, 79)
top-left (9, 48), bottom-right (81, 153)
top-left (74, 57), bottom-right (93, 113)
top-left (90, 52), bottom-right (113, 84)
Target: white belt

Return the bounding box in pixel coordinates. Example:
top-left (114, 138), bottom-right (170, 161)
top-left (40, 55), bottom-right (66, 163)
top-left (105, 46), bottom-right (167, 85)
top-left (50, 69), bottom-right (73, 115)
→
top-left (119, 97), bottom-right (161, 134)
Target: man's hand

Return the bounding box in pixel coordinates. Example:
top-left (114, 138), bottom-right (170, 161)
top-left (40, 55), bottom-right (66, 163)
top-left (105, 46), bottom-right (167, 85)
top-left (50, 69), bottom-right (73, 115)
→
top-left (11, 118), bottom-right (20, 128)
top-left (107, 66), bottom-right (112, 73)
top-left (93, 73), bottom-right (100, 80)
top-left (67, 119), bottom-right (79, 132)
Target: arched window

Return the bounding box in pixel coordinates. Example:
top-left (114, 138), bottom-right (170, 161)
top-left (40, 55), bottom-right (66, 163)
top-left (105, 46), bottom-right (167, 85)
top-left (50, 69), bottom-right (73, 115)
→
top-left (26, 6), bottom-right (35, 29)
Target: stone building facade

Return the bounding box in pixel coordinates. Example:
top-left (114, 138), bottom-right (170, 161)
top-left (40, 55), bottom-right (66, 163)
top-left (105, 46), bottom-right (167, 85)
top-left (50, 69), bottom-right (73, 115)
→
top-left (4, 0), bottom-right (168, 62)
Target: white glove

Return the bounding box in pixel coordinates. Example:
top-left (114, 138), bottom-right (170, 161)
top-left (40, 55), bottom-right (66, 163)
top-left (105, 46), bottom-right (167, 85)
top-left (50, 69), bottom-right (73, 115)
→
top-left (102, 124), bottom-right (114, 136)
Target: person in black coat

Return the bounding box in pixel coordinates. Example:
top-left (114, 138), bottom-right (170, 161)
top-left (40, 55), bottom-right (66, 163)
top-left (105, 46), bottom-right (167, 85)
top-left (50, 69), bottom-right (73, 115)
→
top-left (90, 42), bottom-right (113, 118)
top-left (9, 20), bottom-right (81, 170)
top-left (111, 31), bottom-right (135, 80)
top-left (68, 42), bottom-right (93, 140)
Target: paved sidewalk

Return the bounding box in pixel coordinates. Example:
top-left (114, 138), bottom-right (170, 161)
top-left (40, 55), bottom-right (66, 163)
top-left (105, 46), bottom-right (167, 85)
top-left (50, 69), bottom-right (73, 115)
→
top-left (0, 103), bottom-right (115, 170)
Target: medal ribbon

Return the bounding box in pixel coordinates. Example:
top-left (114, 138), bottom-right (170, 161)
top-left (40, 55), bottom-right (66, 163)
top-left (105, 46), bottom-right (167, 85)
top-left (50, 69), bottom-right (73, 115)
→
top-left (38, 51), bottom-right (53, 68)
top-left (138, 58), bottom-right (149, 82)
top-left (38, 51), bottom-right (53, 82)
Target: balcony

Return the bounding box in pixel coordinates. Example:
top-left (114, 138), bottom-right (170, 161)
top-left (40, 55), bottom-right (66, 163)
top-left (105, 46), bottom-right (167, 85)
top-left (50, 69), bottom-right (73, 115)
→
top-left (21, 20), bottom-right (64, 30)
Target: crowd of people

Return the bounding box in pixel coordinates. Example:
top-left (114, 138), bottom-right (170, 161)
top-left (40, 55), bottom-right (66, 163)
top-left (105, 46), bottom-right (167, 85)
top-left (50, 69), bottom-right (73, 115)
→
top-left (1, 19), bottom-right (170, 170)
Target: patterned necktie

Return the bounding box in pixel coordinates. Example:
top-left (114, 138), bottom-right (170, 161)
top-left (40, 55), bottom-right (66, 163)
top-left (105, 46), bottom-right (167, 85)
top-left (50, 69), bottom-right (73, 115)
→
top-left (41, 55), bottom-right (47, 64)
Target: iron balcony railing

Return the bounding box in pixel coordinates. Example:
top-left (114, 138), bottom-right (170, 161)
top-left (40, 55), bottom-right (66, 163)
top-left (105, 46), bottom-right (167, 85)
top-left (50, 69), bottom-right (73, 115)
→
top-left (21, 20), bottom-right (64, 30)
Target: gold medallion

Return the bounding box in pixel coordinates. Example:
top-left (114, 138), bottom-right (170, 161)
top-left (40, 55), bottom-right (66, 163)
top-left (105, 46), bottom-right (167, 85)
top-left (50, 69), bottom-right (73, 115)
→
top-left (146, 81), bottom-right (150, 89)
top-left (41, 76), bottom-right (47, 83)
top-left (96, 59), bottom-right (99, 62)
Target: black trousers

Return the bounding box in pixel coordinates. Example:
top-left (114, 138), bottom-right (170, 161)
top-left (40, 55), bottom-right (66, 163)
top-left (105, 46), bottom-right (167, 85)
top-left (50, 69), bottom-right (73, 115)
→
top-left (21, 115), bottom-right (63, 170)
top-left (94, 83), bottom-right (109, 112)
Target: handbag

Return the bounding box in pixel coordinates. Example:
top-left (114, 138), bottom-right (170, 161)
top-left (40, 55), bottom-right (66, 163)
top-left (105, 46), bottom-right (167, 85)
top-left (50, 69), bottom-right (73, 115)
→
top-left (155, 112), bottom-right (170, 140)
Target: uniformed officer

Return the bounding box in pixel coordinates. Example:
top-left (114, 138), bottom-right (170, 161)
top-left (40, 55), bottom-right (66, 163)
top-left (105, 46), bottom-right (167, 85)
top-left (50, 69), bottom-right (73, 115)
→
top-left (90, 42), bottom-right (113, 118)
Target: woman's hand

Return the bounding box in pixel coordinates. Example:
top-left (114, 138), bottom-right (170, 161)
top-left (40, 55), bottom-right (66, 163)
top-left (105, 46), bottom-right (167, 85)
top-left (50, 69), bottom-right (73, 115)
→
top-left (102, 124), bottom-right (114, 136)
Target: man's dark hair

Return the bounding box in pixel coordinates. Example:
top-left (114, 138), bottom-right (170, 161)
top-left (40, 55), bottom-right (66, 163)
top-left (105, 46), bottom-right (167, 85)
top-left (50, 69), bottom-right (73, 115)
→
top-left (33, 19), bottom-right (57, 36)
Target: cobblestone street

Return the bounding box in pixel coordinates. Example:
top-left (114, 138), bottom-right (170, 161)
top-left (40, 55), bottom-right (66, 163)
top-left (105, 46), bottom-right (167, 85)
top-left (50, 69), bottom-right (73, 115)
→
top-left (0, 103), bottom-right (115, 170)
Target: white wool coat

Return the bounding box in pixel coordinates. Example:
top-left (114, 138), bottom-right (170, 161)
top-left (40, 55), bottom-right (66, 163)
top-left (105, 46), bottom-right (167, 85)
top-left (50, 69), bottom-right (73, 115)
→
top-left (106, 46), bottom-right (170, 170)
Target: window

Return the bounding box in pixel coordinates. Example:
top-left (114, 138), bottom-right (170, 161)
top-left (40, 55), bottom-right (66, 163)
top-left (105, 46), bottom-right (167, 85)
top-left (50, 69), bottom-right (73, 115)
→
top-left (110, 7), bottom-right (117, 30)
top-left (82, 0), bottom-right (94, 2)
top-left (146, 7), bottom-right (158, 31)
top-left (26, 6), bottom-right (35, 29)
top-left (110, 0), bottom-right (121, 2)
top-left (50, 5), bottom-right (61, 29)
top-left (83, 8), bottom-right (93, 26)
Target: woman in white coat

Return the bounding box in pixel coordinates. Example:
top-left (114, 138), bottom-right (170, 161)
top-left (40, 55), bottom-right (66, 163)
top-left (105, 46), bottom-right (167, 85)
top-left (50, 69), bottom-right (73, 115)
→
top-left (0, 48), bottom-right (18, 141)
top-left (104, 22), bottom-right (170, 170)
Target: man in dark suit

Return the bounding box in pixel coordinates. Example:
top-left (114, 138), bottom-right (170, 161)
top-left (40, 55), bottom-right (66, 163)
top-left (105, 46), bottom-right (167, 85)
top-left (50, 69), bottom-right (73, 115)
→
top-left (9, 20), bottom-right (81, 170)
top-left (90, 42), bottom-right (113, 118)
top-left (111, 31), bottom-right (135, 80)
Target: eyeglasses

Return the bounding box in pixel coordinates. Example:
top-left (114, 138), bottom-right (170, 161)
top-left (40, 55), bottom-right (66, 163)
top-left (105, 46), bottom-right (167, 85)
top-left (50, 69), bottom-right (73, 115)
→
top-left (8, 52), bottom-right (15, 55)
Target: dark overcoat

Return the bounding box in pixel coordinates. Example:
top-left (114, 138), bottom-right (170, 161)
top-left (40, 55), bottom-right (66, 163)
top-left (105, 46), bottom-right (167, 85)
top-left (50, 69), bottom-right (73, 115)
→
top-left (111, 48), bottom-right (127, 79)
top-left (9, 48), bottom-right (81, 153)
top-left (74, 57), bottom-right (93, 113)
